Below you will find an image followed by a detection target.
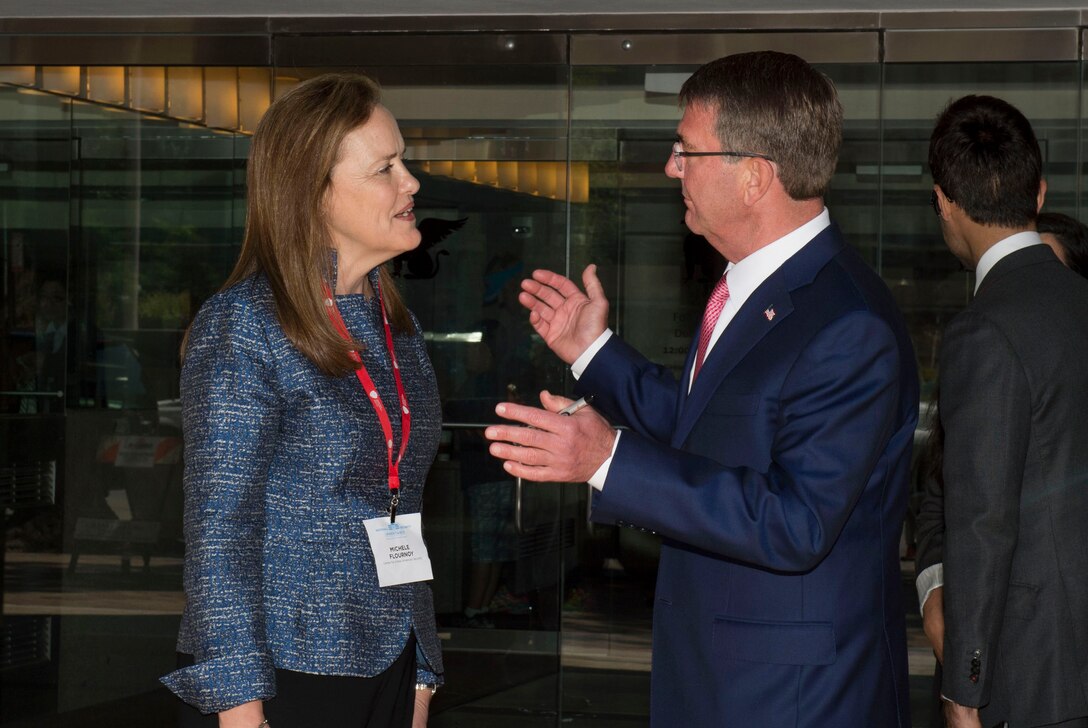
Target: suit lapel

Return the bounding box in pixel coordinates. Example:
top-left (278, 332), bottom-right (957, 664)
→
top-left (671, 224), bottom-right (846, 447)
top-left (675, 327), bottom-right (701, 423)
top-left (673, 276), bottom-right (793, 445)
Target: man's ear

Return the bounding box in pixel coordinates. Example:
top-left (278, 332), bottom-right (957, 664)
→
top-left (742, 157), bottom-right (776, 206)
top-left (1036, 178), bottom-right (1048, 214)
top-left (934, 185), bottom-right (952, 220)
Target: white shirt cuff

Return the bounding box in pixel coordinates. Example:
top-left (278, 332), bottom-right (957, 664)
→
top-left (587, 430), bottom-right (621, 491)
top-left (571, 329), bottom-right (613, 380)
top-left (916, 562), bottom-right (944, 616)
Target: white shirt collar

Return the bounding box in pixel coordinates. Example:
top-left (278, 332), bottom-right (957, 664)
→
top-left (688, 208), bottom-right (831, 391)
top-left (973, 230), bottom-right (1044, 293)
top-left (723, 208), bottom-right (832, 308)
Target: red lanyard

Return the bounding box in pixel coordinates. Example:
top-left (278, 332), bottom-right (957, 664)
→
top-left (322, 281), bottom-right (411, 522)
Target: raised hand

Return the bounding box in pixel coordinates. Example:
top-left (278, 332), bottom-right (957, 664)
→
top-left (519, 265), bottom-right (609, 365)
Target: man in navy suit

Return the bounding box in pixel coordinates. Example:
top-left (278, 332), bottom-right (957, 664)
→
top-left (485, 51), bottom-right (917, 727)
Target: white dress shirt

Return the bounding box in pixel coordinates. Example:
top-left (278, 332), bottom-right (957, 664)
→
top-left (915, 230), bottom-right (1045, 614)
top-left (573, 209), bottom-right (832, 490)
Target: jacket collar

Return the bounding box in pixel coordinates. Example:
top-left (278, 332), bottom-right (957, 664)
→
top-left (326, 248), bottom-right (382, 297)
top-left (672, 224), bottom-right (846, 445)
top-left (976, 242), bottom-right (1058, 296)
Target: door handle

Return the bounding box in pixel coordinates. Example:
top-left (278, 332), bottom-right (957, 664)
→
top-left (515, 476), bottom-right (524, 534)
top-left (586, 483), bottom-right (594, 534)
top-left (0, 390), bottom-right (63, 398)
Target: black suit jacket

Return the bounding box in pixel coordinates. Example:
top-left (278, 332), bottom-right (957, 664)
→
top-left (914, 429), bottom-right (947, 728)
top-left (938, 244), bottom-right (1088, 727)
top-left (914, 437), bottom-right (944, 579)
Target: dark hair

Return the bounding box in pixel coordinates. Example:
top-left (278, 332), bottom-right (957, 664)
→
top-left (200, 72), bottom-right (413, 376)
top-left (678, 51), bottom-right (843, 201)
top-left (1037, 211), bottom-right (1088, 278)
top-left (928, 95), bottom-right (1042, 228)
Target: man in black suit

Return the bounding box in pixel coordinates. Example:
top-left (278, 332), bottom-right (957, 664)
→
top-left (915, 210), bottom-right (1088, 728)
top-left (923, 94), bottom-right (1088, 728)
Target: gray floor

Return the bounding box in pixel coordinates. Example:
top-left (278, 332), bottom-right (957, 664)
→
top-left (427, 564), bottom-right (938, 727)
top-left (1, 553), bottom-right (939, 727)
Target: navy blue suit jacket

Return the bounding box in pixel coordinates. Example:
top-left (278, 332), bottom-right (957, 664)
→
top-left (579, 224), bottom-right (917, 727)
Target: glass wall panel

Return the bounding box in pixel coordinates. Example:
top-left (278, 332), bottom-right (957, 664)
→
top-left (1, 32), bottom-right (1086, 728)
top-left (566, 71), bottom-right (689, 721)
top-left (1, 85), bottom-right (74, 726)
top-left (2, 87), bottom-right (248, 726)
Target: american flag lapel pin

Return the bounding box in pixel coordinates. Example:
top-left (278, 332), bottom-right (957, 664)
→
top-left (764, 306), bottom-right (776, 321)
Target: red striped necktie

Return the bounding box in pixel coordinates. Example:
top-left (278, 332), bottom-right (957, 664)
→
top-left (693, 273), bottom-right (730, 380)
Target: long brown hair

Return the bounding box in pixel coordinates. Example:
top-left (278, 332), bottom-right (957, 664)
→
top-left (190, 72), bottom-right (413, 376)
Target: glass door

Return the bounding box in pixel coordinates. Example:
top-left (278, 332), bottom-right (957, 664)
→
top-left (1, 85), bottom-right (249, 725)
top-left (393, 71), bottom-right (575, 728)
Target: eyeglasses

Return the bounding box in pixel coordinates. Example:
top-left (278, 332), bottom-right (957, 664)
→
top-left (930, 190), bottom-right (953, 217)
top-left (671, 141), bottom-right (774, 173)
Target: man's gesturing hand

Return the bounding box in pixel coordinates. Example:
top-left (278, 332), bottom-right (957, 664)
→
top-left (485, 390), bottom-right (615, 484)
top-left (519, 265), bottom-right (609, 365)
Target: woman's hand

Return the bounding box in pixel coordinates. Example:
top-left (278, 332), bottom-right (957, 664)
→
top-left (412, 688), bottom-right (432, 728)
top-left (218, 700), bottom-right (266, 728)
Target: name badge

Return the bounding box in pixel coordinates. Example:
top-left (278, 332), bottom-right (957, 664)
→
top-left (363, 512), bottom-right (434, 587)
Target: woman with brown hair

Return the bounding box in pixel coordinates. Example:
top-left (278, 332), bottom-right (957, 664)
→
top-left (161, 73), bottom-right (443, 728)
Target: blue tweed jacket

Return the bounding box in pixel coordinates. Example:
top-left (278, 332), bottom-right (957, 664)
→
top-left (160, 268), bottom-right (444, 714)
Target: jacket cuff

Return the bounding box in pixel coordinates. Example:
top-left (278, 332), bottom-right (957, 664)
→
top-left (916, 562), bottom-right (944, 616)
top-left (415, 664), bottom-right (443, 686)
top-left (414, 642), bottom-right (443, 687)
top-left (160, 651), bottom-right (276, 714)
top-left (571, 329), bottom-right (614, 379)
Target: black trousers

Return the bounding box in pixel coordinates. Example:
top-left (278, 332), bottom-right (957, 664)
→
top-left (176, 633), bottom-right (417, 728)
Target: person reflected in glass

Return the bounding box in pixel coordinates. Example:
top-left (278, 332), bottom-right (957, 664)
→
top-left (12, 275), bottom-right (66, 414)
top-left (445, 256), bottom-right (539, 628)
top-left (161, 73), bottom-right (444, 728)
top-left (450, 320), bottom-right (516, 629)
